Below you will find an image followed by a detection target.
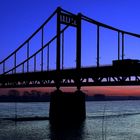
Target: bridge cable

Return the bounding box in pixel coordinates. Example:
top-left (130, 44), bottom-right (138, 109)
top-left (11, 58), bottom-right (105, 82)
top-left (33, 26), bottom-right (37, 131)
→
top-left (0, 9), bottom-right (57, 65)
top-left (62, 32), bottom-right (64, 69)
top-left (118, 32), bottom-right (120, 60)
top-left (41, 27), bottom-right (44, 71)
top-left (81, 14), bottom-right (140, 38)
top-left (27, 41), bottom-right (29, 72)
top-left (2, 21), bottom-right (70, 75)
top-left (122, 32), bottom-right (124, 60)
top-left (47, 44), bottom-right (49, 71)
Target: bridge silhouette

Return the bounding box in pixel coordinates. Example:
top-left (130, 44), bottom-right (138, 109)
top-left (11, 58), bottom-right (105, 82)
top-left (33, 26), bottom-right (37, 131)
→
top-left (1, 7), bottom-right (140, 124)
top-left (0, 7), bottom-right (140, 89)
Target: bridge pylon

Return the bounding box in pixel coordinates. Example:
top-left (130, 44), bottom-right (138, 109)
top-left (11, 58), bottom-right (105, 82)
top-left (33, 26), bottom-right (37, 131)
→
top-left (49, 90), bottom-right (86, 126)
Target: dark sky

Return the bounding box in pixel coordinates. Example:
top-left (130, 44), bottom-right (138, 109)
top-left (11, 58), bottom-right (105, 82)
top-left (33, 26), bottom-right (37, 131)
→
top-left (1, 0), bottom-right (140, 95)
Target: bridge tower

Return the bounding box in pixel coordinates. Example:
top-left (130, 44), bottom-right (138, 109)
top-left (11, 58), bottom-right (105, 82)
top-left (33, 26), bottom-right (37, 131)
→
top-left (49, 7), bottom-right (86, 126)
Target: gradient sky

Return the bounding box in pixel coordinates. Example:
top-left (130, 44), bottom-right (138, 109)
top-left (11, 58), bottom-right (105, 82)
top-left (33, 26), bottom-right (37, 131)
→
top-left (1, 0), bottom-right (140, 95)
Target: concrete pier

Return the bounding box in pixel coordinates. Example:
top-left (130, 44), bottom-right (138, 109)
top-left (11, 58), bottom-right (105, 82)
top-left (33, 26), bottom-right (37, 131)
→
top-left (49, 90), bottom-right (86, 126)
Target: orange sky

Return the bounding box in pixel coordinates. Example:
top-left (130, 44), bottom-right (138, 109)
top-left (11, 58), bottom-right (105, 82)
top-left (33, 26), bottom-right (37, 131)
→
top-left (1, 86), bottom-right (140, 96)
top-left (82, 86), bottom-right (140, 96)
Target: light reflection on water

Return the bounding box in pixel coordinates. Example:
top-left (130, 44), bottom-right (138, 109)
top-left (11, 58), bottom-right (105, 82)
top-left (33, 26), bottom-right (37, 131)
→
top-left (0, 101), bottom-right (140, 140)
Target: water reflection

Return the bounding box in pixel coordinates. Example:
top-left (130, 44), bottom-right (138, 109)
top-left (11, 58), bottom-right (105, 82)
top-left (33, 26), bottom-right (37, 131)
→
top-left (1, 101), bottom-right (140, 140)
top-left (49, 122), bottom-right (85, 140)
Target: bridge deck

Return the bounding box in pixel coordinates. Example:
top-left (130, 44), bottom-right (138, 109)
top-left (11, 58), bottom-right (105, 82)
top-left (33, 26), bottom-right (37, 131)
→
top-left (0, 66), bottom-right (140, 88)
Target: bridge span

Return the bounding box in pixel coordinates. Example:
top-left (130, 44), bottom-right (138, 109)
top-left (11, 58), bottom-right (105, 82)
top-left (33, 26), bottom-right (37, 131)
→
top-left (1, 65), bottom-right (140, 88)
top-left (1, 7), bottom-right (140, 124)
top-left (1, 7), bottom-right (140, 89)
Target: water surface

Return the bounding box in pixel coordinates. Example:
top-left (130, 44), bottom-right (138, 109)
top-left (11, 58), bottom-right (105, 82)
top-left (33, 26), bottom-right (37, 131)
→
top-left (0, 101), bottom-right (140, 140)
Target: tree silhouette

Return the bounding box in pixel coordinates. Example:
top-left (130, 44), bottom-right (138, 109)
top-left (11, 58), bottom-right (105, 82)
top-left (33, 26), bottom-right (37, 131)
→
top-left (8, 90), bottom-right (20, 97)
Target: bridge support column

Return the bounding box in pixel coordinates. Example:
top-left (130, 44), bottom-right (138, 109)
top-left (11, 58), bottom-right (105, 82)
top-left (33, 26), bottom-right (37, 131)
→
top-left (49, 90), bottom-right (86, 126)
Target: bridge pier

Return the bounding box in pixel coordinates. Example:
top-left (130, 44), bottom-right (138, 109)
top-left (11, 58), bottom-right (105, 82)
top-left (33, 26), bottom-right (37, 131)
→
top-left (49, 90), bottom-right (86, 126)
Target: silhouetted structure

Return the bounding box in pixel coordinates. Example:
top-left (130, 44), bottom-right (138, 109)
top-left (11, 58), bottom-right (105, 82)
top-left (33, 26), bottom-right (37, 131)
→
top-left (1, 7), bottom-right (140, 124)
top-left (0, 90), bottom-right (50, 102)
top-left (1, 7), bottom-right (140, 88)
top-left (49, 90), bottom-right (85, 126)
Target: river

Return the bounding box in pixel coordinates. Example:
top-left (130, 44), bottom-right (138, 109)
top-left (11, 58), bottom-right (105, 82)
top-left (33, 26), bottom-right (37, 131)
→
top-left (0, 101), bottom-right (140, 140)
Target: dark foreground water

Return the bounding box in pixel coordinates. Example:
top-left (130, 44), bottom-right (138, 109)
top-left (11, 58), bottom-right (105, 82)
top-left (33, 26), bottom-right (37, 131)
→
top-left (0, 101), bottom-right (140, 140)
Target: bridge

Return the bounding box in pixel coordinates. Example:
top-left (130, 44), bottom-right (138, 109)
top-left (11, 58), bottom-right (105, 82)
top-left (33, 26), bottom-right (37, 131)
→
top-left (0, 7), bottom-right (140, 89)
top-left (1, 7), bottom-right (140, 124)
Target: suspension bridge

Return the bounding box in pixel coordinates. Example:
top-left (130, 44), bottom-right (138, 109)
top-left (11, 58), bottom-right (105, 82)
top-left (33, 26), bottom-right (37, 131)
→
top-left (1, 7), bottom-right (140, 124)
top-left (0, 7), bottom-right (140, 89)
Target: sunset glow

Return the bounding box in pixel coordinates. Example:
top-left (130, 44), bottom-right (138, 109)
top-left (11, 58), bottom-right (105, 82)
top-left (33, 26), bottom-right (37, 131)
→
top-left (1, 86), bottom-right (140, 96)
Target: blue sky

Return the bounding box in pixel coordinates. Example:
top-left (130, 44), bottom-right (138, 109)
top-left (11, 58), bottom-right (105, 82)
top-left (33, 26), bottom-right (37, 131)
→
top-left (1, 0), bottom-right (140, 68)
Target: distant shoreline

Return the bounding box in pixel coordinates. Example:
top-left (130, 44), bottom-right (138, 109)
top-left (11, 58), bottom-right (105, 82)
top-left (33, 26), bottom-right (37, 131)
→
top-left (1, 98), bottom-right (140, 103)
top-left (1, 92), bottom-right (140, 102)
